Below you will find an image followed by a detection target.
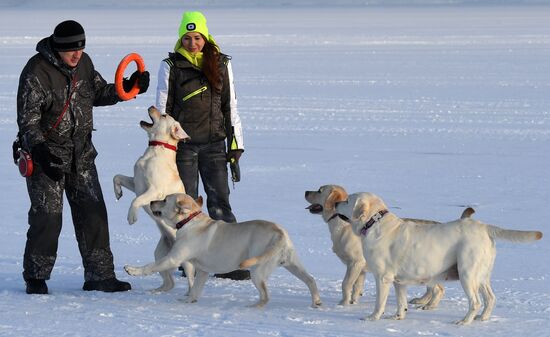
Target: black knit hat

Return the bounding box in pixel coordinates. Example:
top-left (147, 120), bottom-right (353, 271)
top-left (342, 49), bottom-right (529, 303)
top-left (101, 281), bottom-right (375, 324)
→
top-left (52, 20), bottom-right (86, 52)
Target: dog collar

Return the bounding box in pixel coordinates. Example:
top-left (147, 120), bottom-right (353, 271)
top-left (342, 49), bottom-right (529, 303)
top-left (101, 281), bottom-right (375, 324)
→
top-left (360, 209), bottom-right (388, 236)
top-left (149, 141), bottom-right (177, 152)
top-left (328, 213), bottom-right (349, 222)
top-left (176, 211), bottom-right (202, 230)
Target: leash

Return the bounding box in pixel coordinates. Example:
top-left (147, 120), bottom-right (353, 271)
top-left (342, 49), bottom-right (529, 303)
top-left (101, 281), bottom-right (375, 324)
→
top-left (176, 211), bottom-right (202, 229)
top-left (148, 141), bottom-right (177, 152)
top-left (44, 73), bottom-right (77, 138)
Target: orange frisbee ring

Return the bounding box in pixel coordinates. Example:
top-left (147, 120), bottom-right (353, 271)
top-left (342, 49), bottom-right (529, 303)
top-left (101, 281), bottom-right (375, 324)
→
top-left (115, 53), bottom-right (146, 101)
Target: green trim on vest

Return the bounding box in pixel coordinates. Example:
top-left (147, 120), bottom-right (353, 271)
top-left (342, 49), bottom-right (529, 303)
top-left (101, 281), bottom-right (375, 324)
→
top-left (182, 85), bottom-right (208, 102)
top-left (164, 58), bottom-right (174, 67)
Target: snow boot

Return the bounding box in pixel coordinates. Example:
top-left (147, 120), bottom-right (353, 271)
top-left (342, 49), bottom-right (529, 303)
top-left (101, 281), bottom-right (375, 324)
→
top-left (25, 279), bottom-right (48, 294)
top-left (83, 278), bottom-right (131, 292)
top-left (214, 270), bottom-right (251, 281)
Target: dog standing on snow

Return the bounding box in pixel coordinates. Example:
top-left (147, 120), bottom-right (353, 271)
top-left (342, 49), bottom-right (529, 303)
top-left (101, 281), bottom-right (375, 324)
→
top-left (113, 106), bottom-right (194, 293)
top-left (335, 192), bottom-right (543, 324)
top-left (125, 193), bottom-right (322, 308)
top-left (305, 185), bottom-right (368, 305)
top-left (305, 184), bottom-right (448, 308)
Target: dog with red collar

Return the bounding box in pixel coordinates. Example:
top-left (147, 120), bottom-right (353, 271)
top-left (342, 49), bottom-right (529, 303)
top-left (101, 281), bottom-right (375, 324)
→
top-left (125, 192), bottom-right (322, 309)
top-left (113, 106), bottom-right (193, 293)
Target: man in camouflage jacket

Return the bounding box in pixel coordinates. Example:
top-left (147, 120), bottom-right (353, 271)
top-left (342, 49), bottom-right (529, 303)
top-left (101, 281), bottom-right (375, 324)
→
top-left (17, 20), bottom-right (149, 294)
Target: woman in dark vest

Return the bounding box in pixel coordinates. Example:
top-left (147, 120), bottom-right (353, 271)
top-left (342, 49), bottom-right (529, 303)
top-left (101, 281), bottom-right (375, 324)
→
top-left (155, 11), bottom-right (248, 280)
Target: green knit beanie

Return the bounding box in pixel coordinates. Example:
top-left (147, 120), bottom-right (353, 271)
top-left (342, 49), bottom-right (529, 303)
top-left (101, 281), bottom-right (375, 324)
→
top-left (175, 11), bottom-right (218, 52)
top-left (178, 11), bottom-right (209, 40)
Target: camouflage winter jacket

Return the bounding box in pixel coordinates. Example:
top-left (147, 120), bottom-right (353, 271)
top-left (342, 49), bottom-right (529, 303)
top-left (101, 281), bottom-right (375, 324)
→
top-left (17, 37), bottom-right (120, 173)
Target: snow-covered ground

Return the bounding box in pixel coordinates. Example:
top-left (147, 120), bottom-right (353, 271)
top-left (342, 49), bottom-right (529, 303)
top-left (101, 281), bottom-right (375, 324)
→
top-left (0, 2), bottom-right (549, 336)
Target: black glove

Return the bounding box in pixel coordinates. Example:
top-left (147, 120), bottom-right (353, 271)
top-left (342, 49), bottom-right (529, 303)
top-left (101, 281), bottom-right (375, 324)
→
top-left (122, 70), bottom-right (150, 94)
top-left (227, 149), bottom-right (243, 162)
top-left (32, 142), bottom-right (64, 181)
top-left (230, 159), bottom-right (241, 183)
top-left (12, 138), bottom-right (20, 164)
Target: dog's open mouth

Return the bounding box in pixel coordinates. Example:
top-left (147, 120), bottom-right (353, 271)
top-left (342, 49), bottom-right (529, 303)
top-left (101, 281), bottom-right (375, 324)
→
top-left (140, 113), bottom-right (155, 128)
top-left (140, 120), bottom-right (153, 128)
top-left (152, 211), bottom-right (161, 217)
top-left (306, 204), bottom-right (323, 214)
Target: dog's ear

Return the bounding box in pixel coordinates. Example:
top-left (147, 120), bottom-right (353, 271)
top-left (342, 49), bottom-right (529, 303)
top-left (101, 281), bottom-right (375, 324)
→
top-left (175, 200), bottom-right (186, 215)
top-left (353, 193), bottom-right (389, 224)
top-left (325, 188), bottom-right (347, 209)
top-left (195, 196), bottom-right (203, 207)
top-left (171, 123), bottom-right (190, 141)
top-left (326, 187), bottom-right (348, 208)
top-left (352, 201), bottom-right (371, 224)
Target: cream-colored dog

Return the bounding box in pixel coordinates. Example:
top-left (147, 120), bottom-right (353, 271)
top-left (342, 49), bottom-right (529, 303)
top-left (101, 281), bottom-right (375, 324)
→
top-left (125, 193), bottom-right (322, 308)
top-left (113, 106), bottom-right (194, 293)
top-left (305, 185), bottom-right (367, 305)
top-left (407, 206), bottom-right (475, 309)
top-left (305, 185), bottom-right (447, 308)
top-left (335, 192), bottom-right (543, 324)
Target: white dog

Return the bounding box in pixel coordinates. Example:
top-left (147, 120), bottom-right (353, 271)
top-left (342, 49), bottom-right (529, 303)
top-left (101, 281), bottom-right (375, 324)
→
top-left (125, 193), bottom-right (322, 308)
top-left (335, 192), bottom-right (543, 324)
top-left (113, 106), bottom-right (194, 292)
top-left (305, 185), bottom-right (448, 308)
top-left (305, 185), bottom-right (368, 305)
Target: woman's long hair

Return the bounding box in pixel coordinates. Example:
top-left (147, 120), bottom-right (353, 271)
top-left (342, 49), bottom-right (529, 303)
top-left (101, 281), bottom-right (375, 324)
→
top-left (202, 40), bottom-right (222, 93)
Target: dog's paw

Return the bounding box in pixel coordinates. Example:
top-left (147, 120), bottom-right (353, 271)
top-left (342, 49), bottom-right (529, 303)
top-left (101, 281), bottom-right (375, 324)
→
top-left (152, 283), bottom-right (174, 293)
top-left (454, 319), bottom-right (473, 325)
top-left (362, 313), bottom-right (382, 321)
top-left (475, 314), bottom-right (490, 321)
top-left (338, 299), bottom-right (351, 306)
top-left (114, 188), bottom-right (123, 200)
top-left (124, 265), bottom-right (142, 276)
top-left (127, 209), bottom-right (138, 225)
top-left (248, 301), bottom-right (267, 308)
top-left (409, 297), bottom-right (429, 305)
top-left (113, 178), bottom-right (123, 200)
top-left (418, 303), bottom-right (437, 310)
top-left (391, 313), bottom-right (406, 320)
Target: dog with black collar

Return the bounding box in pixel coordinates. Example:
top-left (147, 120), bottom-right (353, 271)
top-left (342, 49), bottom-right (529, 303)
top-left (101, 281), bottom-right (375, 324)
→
top-left (335, 191), bottom-right (542, 324)
top-left (305, 185), bottom-right (450, 309)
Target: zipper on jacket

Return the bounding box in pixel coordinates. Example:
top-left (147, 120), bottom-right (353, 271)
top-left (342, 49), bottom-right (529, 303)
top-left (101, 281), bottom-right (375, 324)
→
top-left (182, 86), bottom-right (207, 102)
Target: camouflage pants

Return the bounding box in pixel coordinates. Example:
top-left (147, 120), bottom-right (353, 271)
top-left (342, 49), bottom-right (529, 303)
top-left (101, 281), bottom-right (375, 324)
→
top-left (23, 162), bottom-right (116, 282)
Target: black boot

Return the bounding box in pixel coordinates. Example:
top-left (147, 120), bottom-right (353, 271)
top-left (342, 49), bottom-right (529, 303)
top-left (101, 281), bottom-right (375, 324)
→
top-left (83, 278), bottom-right (131, 292)
top-left (214, 270), bottom-right (251, 281)
top-left (25, 279), bottom-right (48, 294)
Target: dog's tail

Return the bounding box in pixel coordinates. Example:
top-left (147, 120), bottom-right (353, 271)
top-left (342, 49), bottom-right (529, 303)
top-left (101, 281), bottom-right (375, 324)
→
top-left (239, 227), bottom-right (287, 269)
top-left (460, 207), bottom-right (475, 219)
top-left (487, 224), bottom-right (543, 243)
